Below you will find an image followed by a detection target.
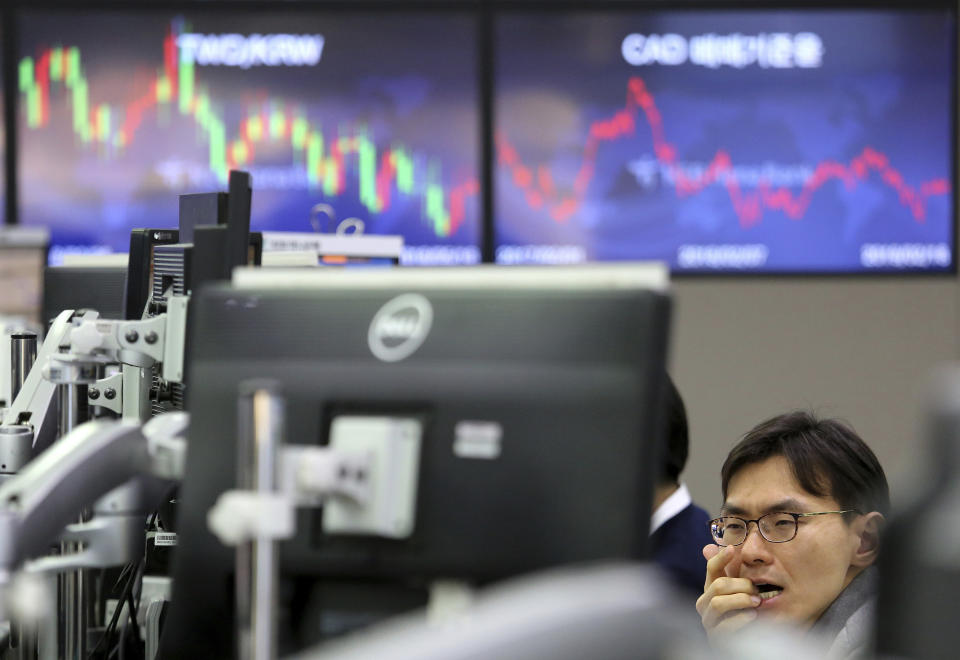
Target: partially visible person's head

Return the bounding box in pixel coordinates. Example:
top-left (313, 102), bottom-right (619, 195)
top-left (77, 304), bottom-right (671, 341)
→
top-left (715, 411), bottom-right (888, 628)
top-left (660, 374), bottom-right (689, 487)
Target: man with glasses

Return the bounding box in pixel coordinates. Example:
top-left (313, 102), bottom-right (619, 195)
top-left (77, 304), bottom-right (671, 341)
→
top-left (696, 411), bottom-right (888, 658)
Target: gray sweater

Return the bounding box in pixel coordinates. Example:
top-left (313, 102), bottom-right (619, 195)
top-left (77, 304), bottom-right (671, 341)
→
top-left (810, 567), bottom-right (878, 660)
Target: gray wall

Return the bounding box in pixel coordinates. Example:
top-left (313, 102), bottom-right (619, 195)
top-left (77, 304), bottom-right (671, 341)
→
top-left (670, 277), bottom-right (959, 513)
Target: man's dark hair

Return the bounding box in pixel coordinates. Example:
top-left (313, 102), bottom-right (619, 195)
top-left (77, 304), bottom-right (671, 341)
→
top-left (721, 411), bottom-right (890, 517)
top-left (661, 374), bottom-right (689, 485)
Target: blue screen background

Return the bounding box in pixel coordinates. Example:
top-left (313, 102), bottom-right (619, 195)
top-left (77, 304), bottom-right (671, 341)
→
top-left (495, 10), bottom-right (955, 272)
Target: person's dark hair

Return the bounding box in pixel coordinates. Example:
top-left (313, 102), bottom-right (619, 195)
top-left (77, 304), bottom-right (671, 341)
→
top-left (661, 374), bottom-right (689, 485)
top-left (721, 411), bottom-right (890, 518)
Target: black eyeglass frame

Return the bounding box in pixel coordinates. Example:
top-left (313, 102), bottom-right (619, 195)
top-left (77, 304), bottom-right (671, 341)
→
top-left (708, 510), bottom-right (861, 547)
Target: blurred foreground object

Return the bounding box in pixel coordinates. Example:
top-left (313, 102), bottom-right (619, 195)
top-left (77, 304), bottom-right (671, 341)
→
top-left (875, 365), bottom-right (960, 660)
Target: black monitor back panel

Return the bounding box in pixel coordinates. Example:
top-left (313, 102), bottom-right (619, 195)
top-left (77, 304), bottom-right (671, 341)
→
top-left (161, 278), bottom-right (670, 657)
top-left (42, 265), bottom-right (127, 327)
top-left (126, 229), bottom-right (180, 320)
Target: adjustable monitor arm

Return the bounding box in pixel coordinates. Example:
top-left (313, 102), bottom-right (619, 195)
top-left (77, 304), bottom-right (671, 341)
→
top-left (0, 310), bottom-right (91, 470)
top-left (0, 412), bottom-right (188, 583)
top-left (0, 298), bottom-right (188, 480)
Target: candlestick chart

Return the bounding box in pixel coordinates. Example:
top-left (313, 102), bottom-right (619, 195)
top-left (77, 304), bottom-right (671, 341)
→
top-left (495, 11), bottom-right (955, 272)
top-left (18, 13), bottom-right (481, 264)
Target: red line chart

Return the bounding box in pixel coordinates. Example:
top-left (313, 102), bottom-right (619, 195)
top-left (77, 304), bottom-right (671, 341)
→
top-left (496, 76), bottom-right (951, 228)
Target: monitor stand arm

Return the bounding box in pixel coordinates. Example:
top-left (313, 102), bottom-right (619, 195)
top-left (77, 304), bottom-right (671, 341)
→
top-left (0, 310), bottom-right (92, 467)
top-left (0, 413), bottom-right (188, 619)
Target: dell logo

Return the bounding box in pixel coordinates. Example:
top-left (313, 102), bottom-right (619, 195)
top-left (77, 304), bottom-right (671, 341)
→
top-left (376, 315), bottom-right (420, 340)
top-left (368, 294), bottom-right (433, 362)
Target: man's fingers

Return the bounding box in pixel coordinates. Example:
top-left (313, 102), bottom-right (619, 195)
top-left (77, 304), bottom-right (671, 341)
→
top-left (698, 591), bottom-right (761, 628)
top-left (705, 577), bottom-right (757, 598)
top-left (710, 608), bottom-right (759, 637)
top-left (704, 544), bottom-right (734, 588)
top-left (697, 578), bottom-right (754, 617)
top-left (699, 544), bottom-right (763, 637)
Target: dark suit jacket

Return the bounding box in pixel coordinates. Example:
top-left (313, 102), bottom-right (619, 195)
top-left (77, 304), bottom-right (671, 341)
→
top-left (650, 502), bottom-right (713, 598)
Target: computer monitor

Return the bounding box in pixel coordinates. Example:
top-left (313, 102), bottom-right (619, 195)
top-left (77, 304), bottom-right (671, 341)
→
top-left (0, 227), bottom-right (49, 325)
top-left (18, 9), bottom-right (481, 267)
top-left (494, 6), bottom-right (956, 273)
top-left (160, 264), bottom-right (671, 657)
top-left (41, 263), bottom-right (128, 328)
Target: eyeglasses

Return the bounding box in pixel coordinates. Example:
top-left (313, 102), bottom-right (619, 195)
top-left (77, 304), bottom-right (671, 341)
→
top-left (708, 510), bottom-right (859, 546)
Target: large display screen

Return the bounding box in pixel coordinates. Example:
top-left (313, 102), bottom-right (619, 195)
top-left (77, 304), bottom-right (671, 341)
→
top-left (495, 10), bottom-right (956, 272)
top-left (0, 18), bottom-right (6, 224)
top-left (19, 11), bottom-right (480, 265)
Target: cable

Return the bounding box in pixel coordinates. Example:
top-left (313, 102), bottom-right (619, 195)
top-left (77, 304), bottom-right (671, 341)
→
top-left (108, 562), bottom-right (135, 597)
top-left (86, 558), bottom-right (143, 659)
top-left (125, 578), bottom-right (141, 645)
top-left (91, 510), bottom-right (162, 657)
top-left (117, 617), bottom-right (128, 660)
top-left (89, 569), bottom-right (129, 658)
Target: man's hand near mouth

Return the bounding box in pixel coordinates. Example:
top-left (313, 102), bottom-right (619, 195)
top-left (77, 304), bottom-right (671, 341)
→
top-left (695, 544), bottom-right (762, 640)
